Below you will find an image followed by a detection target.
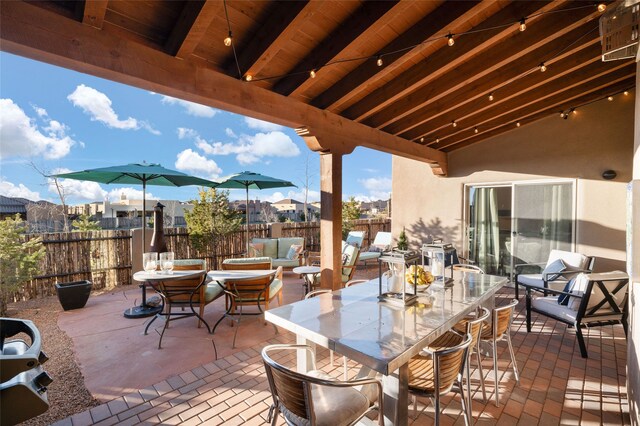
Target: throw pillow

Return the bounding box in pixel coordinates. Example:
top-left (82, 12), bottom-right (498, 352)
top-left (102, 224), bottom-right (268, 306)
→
top-left (557, 277), bottom-right (576, 305)
top-left (542, 259), bottom-right (566, 281)
top-left (249, 242), bottom-right (264, 257)
top-left (286, 244), bottom-right (303, 260)
top-left (368, 244), bottom-right (387, 253)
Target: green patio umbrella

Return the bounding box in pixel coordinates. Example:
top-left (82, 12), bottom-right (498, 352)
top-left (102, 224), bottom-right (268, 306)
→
top-left (215, 171), bottom-right (296, 254)
top-left (54, 162), bottom-right (218, 318)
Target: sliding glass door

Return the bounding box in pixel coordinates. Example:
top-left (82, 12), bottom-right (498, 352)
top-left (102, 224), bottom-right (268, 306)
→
top-left (465, 180), bottom-right (575, 278)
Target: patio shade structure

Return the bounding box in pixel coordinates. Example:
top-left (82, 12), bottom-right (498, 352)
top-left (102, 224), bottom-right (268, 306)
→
top-left (215, 171), bottom-right (296, 254)
top-left (54, 162), bottom-right (218, 319)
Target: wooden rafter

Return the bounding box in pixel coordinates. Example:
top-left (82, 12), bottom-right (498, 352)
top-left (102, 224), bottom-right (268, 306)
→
top-left (81, 0), bottom-right (108, 29)
top-left (436, 66), bottom-right (636, 150)
top-left (368, 4), bottom-right (602, 132)
top-left (272, 0), bottom-right (399, 97)
top-left (164, 0), bottom-right (220, 59)
top-left (0, 0), bottom-right (447, 173)
top-left (341, 0), bottom-right (557, 122)
top-left (400, 32), bottom-right (602, 141)
top-left (309, 0), bottom-right (488, 111)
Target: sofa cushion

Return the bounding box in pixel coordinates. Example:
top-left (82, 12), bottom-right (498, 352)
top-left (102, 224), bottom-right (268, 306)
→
top-left (272, 258), bottom-right (301, 268)
top-left (547, 249), bottom-right (589, 270)
top-left (542, 259), bottom-right (566, 281)
top-left (204, 283), bottom-right (224, 302)
top-left (517, 274), bottom-right (568, 292)
top-left (532, 296), bottom-right (577, 323)
top-left (223, 257), bottom-right (272, 266)
top-left (252, 238), bottom-right (278, 259)
top-left (286, 244), bottom-right (304, 260)
top-left (277, 237), bottom-right (304, 259)
top-left (567, 271), bottom-right (627, 312)
top-left (359, 251), bottom-right (381, 262)
top-left (173, 259), bottom-right (205, 269)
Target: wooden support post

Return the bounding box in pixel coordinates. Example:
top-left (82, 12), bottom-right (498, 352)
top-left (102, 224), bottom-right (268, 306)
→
top-left (320, 152), bottom-right (343, 290)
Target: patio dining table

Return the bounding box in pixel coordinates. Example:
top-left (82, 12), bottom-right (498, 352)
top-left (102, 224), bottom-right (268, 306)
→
top-left (265, 270), bottom-right (507, 425)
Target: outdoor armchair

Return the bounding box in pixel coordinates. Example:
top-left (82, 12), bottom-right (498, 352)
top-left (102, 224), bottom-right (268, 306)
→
top-left (262, 344), bottom-right (384, 426)
top-left (358, 231), bottom-right (392, 266)
top-left (524, 271), bottom-right (628, 358)
top-left (305, 245), bottom-right (360, 286)
top-left (172, 259), bottom-right (224, 329)
top-left (514, 249), bottom-right (595, 299)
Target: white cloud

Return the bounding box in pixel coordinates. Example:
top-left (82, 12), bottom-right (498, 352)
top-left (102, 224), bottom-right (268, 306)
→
top-left (160, 95), bottom-right (218, 118)
top-left (106, 187), bottom-right (155, 202)
top-left (68, 84), bottom-right (160, 135)
top-left (354, 177), bottom-right (392, 202)
top-left (182, 128), bottom-right (300, 165)
top-left (175, 149), bottom-right (222, 179)
top-left (225, 128), bottom-right (237, 138)
top-left (0, 99), bottom-right (76, 160)
top-left (244, 117), bottom-right (283, 132)
top-left (363, 168), bottom-right (379, 173)
top-left (260, 189), bottom-right (318, 203)
top-left (32, 105), bottom-right (48, 118)
top-left (0, 179), bottom-right (41, 200)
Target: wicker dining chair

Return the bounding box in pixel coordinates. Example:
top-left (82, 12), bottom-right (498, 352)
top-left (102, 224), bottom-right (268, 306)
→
top-left (262, 344), bottom-right (384, 426)
top-left (409, 332), bottom-right (472, 425)
top-left (479, 299), bottom-right (520, 406)
top-left (453, 307), bottom-right (491, 419)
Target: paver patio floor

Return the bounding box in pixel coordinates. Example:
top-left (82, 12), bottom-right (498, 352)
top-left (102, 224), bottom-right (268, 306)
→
top-left (55, 267), bottom-right (630, 425)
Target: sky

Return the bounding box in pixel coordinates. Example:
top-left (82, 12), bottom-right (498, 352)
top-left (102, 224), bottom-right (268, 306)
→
top-left (0, 52), bottom-right (392, 205)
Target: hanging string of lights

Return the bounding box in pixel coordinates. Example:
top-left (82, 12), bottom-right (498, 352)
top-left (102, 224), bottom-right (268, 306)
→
top-left (222, 2), bottom-right (609, 83)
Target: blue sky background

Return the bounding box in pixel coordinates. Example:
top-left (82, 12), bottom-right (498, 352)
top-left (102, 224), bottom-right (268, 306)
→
top-left (0, 52), bottom-right (391, 205)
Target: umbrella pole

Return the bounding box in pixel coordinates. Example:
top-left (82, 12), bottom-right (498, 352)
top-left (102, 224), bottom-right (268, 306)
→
top-left (246, 186), bottom-right (250, 256)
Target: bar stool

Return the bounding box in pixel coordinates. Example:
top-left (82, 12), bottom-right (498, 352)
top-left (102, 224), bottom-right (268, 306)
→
top-left (479, 299), bottom-right (520, 406)
top-left (305, 290), bottom-right (349, 380)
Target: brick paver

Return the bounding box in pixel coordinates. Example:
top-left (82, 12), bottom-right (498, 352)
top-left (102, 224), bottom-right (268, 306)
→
top-left (61, 286), bottom-right (629, 425)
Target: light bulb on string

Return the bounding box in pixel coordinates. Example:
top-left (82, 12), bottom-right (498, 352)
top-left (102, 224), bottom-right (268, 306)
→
top-left (597, 3), bottom-right (607, 12)
top-left (608, 96), bottom-right (613, 101)
top-left (516, 122), bottom-right (521, 127)
top-left (376, 56), bottom-right (383, 67)
top-left (447, 33), bottom-right (455, 46)
top-left (436, 138), bottom-right (440, 143)
top-left (224, 31), bottom-right (233, 47)
top-left (488, 92), bottom-right (494, 101)
top-left (452, 120), bottom-right (457, 128)
top-left (310, 69), bottom-right (317, 79)
top-left (474, 127), bottom-right (478, 134)
top-left (539, 63), bottom-right (547, 72)
top-left (420, 137), bottom-right (424, 143)
top-left (519, 18), bottom-right (526, 32)
top-left (244, 74), bottom-right (252, 82)
top-left (624, 91), bottom-right (629, 96)
top-left (571, 108), bottom-right (577, 115)
top-left (559, 111), bottom-right (565, 118)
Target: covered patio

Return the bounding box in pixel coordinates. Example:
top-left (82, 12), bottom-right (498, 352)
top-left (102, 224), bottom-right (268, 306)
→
top-left (1, 0), bottom-right (639, 425)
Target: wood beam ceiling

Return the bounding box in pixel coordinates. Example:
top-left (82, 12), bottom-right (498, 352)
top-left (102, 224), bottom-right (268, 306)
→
top-left (81, 0), bottom-right (108, 29)
top-left (0, 0), bottom-right (447, 173)
top-left (368, 3), bottom-right (602, 133)
top-left (272, 0), bottom-right (399, 97)
top-left (309, 0), bottom-right (488, 111)
top-left (164, 0), bottom-right (221, 59)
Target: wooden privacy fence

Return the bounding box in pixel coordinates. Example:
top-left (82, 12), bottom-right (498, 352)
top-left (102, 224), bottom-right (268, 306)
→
top-left (16, 219), bottom-right (390, 302)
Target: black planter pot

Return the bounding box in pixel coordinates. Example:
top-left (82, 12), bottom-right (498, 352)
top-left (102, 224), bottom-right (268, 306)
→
top-left (55, 280), bottom-right (92, 311)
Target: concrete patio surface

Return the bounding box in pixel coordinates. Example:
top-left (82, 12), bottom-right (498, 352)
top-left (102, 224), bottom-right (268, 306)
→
top-left (56, 267), bottom-right (630, 425)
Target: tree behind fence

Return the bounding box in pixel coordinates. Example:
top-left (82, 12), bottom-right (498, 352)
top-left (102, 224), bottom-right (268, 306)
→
top-left (16, 219), bottom-right (390, 302)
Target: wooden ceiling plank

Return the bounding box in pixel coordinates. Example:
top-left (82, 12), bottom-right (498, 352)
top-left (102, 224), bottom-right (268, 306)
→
top-left (342, 0), bottom-right (556, 122)
top-left (444, 77), bottom-right (636, 152)
top-left (0, 0), bottom-right (446, 171)
top-left (272, 0), bottom-right (399, 97)
top-left (309, 0), bottom-right (485, 110)
top-left (82, 0), bottom-right (108, 29)
top-left (435, 68), bottom-right (635, 150)
top-left (164, 1), bottom-right (221, 59)
top-left (233, 1), bottom-right (323, 80)
top-left (400, 36), bottom-right (601, 141)
top-left (368, 5), bottom-right (601, 131)
top-left (424, 59), bottom-right (632, 145)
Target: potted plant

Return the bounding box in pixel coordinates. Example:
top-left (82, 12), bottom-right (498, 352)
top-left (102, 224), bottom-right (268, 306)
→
top-left (55, 280), bottom-right (93, 311)
top-left (396, 227), bottom-right (409, 251)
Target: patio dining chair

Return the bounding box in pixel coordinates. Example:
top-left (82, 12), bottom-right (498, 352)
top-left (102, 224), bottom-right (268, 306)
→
top-left (262, 344), bottom-right (384, 426)
top-left (409, 332), bottom-right (472, 425)
top-left (479, 299), bottom-right (520, 406)
top-left (452, 264), bottom-right (485, 273)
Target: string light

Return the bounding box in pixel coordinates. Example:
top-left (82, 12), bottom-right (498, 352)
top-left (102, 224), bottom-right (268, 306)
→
top-left (624, 91), bottom-right (629, 96)
top-left (562, 112), bottom-right (569, 120)
top-left (597, 3), bottom-right (607, 13)
top-left (571, 108), bottom-right (577, 115)
top-left (224, 32), bottom-right (233, 47)
top-left (244, 74), bottom-right (253, 82)
top-left (474, 127), bottom-right (479, 133)
top-left (516, 121), bottom-right (521, 127)
top-left (310, 69), bottom-right (317, 79)
top-left (447, 33), bottom-right (455, 47)
top-left (452, 120), bottom-right (457, 127)
top-left (539, 63), bottom-right (547, 72)
top-left (607, 96), bottom-right (613, 101)
top-left (488, 92), bottom-right (494, 101)
top-left (376, 56), bottom-right (383, 67)
top-left (420, 137), bottom-right (424, 143)
top-left (436, 138), bottom-right (440, 143)
top-left (519, 18), bottom-right (527, 32)
top-left (559, 111), bottom-right (565, 118)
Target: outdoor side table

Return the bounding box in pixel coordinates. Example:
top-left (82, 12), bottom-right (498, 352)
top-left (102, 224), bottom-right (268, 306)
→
top-left (293, 266), bottom-right (321, 296)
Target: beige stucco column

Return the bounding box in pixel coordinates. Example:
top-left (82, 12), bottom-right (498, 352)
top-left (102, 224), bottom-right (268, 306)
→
top-left (628, 57), bottom-right (640, 426)
top-left (319, 152), bottom-right (344, 290)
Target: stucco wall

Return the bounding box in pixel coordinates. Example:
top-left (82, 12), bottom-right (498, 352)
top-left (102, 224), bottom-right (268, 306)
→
top-left (392, 92), bottom-right (635, 272)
